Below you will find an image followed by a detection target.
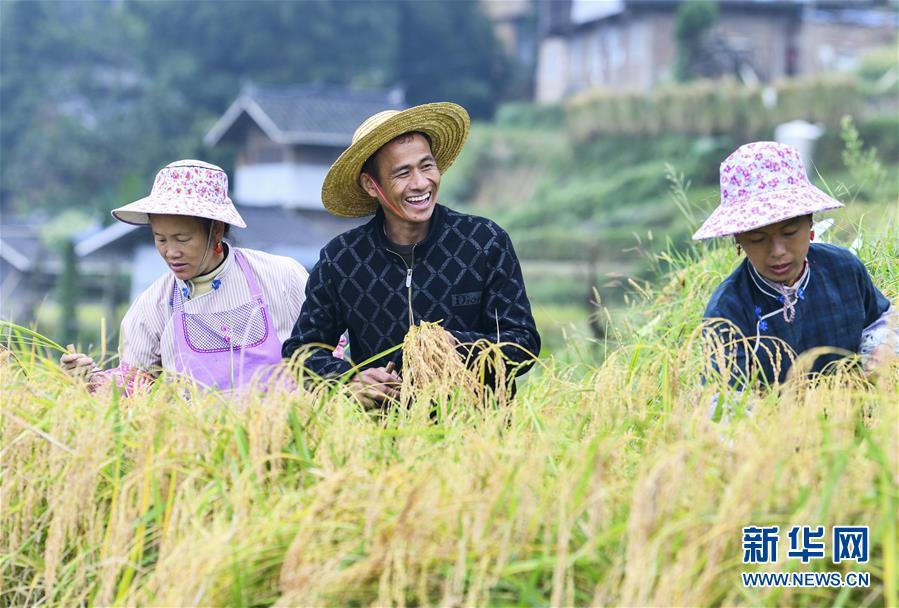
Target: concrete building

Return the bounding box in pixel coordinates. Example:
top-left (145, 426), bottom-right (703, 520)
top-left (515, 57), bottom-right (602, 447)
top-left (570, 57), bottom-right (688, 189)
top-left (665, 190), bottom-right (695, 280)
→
top-left (535, 0), bottom-right (897, 102)
top-left (0, 221), bottom-right (57, 322)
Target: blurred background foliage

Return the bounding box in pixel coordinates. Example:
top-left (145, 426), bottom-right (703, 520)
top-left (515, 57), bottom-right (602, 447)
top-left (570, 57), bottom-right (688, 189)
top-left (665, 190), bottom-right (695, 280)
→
top-left (2, 0), bottom-right (897, 356)
top-left (0, 0), bottom-right (509, 217)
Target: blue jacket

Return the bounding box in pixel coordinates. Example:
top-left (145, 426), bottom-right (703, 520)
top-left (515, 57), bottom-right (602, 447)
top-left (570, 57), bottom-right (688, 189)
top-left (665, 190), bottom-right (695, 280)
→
top-left (704, 242), bottom-right (890, 385)
top-left (283, 204), bottom-right (540, 378)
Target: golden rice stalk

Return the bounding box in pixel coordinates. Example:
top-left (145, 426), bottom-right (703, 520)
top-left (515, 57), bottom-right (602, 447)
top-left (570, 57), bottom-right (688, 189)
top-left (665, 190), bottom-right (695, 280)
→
top-left (399, 321), bottom-right (518, 411)
top-left (400, 322), bottom-right (480, 408)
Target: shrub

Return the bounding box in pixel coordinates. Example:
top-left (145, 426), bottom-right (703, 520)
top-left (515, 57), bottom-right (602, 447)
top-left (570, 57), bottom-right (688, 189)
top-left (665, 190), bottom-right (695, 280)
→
top-left (495, 101), bottom-right (565, 130)
top-left (567, 74), bottom-right (862, 143)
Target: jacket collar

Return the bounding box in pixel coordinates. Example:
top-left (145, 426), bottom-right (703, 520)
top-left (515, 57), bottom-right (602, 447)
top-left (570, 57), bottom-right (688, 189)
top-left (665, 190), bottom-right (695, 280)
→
top-left (371, 203), bottom-right (446, 252)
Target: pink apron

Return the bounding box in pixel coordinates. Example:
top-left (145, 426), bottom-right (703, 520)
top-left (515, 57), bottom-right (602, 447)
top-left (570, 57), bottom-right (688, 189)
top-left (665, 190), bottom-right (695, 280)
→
top-left (171, 250), bottom-right (282, 390)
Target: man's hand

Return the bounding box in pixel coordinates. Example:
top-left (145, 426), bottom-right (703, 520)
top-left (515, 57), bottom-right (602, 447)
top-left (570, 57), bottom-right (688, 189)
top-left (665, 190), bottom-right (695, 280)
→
top-left (60, 345), bottom-right (97, 379)
top-left (350, 364), bottom-right (400, 408)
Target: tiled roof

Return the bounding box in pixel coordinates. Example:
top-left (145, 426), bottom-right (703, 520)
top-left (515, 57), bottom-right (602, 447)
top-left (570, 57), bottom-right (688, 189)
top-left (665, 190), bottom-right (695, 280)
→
top-left (0, 221), bottom-right (47, 271)
top-left (75, 204), bottom-right (363, 271)
top-left (205, 84), bottom-right (406, 147)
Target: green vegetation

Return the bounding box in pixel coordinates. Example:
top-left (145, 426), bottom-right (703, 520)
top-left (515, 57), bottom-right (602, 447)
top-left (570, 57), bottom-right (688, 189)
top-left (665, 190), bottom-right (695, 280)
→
top-left (3, 218), bottom-right (896, 606)
top-left (57, 241), bottom-right (79, 345)
top-left (674, 0), bottom-right (719, 82)
top-left (442, 89), bottom-right (898, 355)
top-left (0, 0), bottom-right (507, 215)
top-left (22, 97), bottom-right (898, 360)
top-left (3, 12), bottom-right (896, 603)
top-left (840, 115), bottom-right (891, 203)
top-left (567, 74), bottom-right (865, 141)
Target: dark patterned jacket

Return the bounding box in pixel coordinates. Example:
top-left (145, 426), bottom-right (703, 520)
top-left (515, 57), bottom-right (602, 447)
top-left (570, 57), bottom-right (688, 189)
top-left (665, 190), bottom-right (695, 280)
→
top-left (282, 204), bottom-right (540, 378)
top-left (704, 242), bottom-right (890, 385)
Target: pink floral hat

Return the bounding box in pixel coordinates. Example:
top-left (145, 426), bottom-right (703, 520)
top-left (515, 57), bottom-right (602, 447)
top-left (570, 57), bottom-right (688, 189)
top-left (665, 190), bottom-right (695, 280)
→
top-left (692, 141), bottom-right (842, 240)
top-left (111, 160), bottom-right (246, 228)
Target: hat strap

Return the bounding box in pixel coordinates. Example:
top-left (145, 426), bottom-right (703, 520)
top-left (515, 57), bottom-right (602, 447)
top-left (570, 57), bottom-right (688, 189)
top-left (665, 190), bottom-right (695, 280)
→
top-left (363, 173), bottom-right (411, 222)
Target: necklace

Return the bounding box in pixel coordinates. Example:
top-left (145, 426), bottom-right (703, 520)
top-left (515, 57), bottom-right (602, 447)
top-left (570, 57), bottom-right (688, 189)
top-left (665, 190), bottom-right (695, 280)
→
top-left (748, 260), bottom-right (809, 323)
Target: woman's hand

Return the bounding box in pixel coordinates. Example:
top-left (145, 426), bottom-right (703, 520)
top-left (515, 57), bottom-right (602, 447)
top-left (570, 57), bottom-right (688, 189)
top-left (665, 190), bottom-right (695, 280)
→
top-left (60, 345), bottom-right (97, 379)
top-left (865, 344), bottom-right (896, 375)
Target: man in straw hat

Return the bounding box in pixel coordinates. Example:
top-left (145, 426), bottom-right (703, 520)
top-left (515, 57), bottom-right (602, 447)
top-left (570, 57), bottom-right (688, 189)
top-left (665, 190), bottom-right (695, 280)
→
top-left (282, 102), bottom-right (540, 405)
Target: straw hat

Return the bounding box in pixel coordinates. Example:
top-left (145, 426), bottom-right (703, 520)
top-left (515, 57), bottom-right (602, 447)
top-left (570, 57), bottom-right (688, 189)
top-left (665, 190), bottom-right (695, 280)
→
top-left (693, 141), bottom-right (842, 240)
top-left (111, 160), bottom-right (246, 228)
top-left (321, 102), bottom-right (470, 217)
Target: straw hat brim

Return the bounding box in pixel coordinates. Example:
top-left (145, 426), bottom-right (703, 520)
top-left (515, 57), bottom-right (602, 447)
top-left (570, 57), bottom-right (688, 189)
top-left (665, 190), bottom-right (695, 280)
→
top-left (692, 184), bottom-right (842, 240)
top-left (111, 194), bottom-right (247, 228)
top-left (322, 102), bottom-right (471, 218)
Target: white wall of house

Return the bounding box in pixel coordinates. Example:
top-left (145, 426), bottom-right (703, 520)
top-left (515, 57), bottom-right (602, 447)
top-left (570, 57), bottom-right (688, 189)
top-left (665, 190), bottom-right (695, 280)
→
top-left (537, 15), bottom-right (660, 103)
top-left (131, 244), bottom-right (170, 299)
top-left (798, 18), bottom-right (897, 75)
top-left (232, 127), bottom-right (339, 209)
top-left (0, 259), bottom-right (27, 320)
top-left (234, 163), bottom-right (330, 209)
top-left (535, 6), bottom-right (842, 102)
top-left (536, 36), bottom-right (570, 102)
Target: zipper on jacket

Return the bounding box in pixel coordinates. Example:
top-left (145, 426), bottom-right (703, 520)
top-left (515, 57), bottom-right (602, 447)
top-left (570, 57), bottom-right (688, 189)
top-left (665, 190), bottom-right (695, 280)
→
top-left (386, 245), bottom-right (416, 328)
top-left (407, 247), bottom-right (415, 326)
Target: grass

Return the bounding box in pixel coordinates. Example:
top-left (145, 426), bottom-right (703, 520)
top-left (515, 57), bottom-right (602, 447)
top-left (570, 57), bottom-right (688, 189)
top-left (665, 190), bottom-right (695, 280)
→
top-left (2, 218), bottom-right (896, 606)
top-left (3, 116), bottom-right (896, 606)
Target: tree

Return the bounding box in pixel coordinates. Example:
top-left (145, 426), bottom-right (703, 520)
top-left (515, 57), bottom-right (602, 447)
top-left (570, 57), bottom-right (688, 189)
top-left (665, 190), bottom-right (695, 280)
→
top-left (0, 1), bottom-right (146, 214)
top-left (674, 0), bottom-right (719, 82)
top-left (394, 0), bottom-right (507, 120)
top-left (1, 0), bottom-right (508, 218)
top-left (58, 240), bottom-right (80, 344)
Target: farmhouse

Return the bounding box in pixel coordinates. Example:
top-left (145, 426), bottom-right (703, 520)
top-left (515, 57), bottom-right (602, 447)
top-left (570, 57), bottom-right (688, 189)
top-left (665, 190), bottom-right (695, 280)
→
top-left (76, 84), bottom-right (405, 300)
top-left (535, 0), bottom-right (897, 102)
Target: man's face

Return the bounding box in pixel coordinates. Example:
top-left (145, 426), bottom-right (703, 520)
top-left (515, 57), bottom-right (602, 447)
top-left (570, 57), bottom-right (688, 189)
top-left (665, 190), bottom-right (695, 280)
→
top-left (735, 216), bottom-right (811, 285)
top-left (361, 133), bottom-right (440, 226)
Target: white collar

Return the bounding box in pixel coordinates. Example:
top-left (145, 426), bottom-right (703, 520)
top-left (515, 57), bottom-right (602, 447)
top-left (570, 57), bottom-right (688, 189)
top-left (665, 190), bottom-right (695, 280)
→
top-left (748, 259), bottom-right (810, 303)
top-left (174, 242), bottom-right (234, 297)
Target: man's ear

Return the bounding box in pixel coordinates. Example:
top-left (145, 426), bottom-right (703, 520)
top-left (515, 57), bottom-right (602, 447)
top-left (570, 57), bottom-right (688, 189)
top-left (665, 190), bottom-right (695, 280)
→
top-left (360, 173), bottom-right (379, 199)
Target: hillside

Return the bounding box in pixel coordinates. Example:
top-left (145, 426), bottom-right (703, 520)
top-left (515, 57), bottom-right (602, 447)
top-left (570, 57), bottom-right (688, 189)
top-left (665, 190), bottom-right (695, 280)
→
top-left (440, 109), bottom-right (899, 354)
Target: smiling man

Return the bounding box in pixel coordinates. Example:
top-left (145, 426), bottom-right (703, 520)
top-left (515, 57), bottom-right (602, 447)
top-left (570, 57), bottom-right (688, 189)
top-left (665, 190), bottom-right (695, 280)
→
top-left (282, 102), bottom-right (540, 405)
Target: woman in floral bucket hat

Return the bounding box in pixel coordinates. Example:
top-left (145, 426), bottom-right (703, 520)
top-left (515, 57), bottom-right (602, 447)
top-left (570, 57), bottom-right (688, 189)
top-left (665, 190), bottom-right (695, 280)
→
top-left (696, 141), bottom-right (897, 389)
top-left (61, 160), bottom-right (314, 394)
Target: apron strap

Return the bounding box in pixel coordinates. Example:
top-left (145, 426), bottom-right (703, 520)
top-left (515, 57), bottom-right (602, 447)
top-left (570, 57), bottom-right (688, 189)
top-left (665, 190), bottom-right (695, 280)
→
top-left (233, 249), bottom-right (264, 302)
top-left (169, 249), bottom-right (264, 309)
top-left (171, 280), bottom-right (185, 312)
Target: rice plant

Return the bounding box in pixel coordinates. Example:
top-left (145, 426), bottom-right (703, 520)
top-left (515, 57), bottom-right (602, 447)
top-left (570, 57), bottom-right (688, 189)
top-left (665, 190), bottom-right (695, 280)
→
top-left (1, 225), bottom-right (896, 607)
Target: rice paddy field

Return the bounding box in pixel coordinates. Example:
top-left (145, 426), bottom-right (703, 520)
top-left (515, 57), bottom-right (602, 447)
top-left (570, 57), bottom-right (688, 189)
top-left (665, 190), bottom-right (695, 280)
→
top-left (2, 222), bottom-right (897, 607)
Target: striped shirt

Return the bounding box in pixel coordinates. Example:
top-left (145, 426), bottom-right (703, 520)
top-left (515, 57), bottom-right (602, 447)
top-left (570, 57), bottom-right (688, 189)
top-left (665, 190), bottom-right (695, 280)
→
top-left (110, 246), bottom-right (307, 377)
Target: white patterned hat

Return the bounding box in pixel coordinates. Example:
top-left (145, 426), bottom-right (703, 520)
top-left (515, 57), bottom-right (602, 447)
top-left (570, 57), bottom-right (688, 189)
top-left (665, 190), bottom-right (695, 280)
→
top-left (693, 141), bottom-right (842, 240)
top-left (111, 160), bottom-right (246, 227)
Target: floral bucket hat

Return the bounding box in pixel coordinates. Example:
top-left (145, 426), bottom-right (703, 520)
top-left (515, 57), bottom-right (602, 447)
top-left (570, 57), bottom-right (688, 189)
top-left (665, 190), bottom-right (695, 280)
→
top-left (111, 160), bottom-right (246, 227)
top-left (692, 141), bottom-right (842, 240)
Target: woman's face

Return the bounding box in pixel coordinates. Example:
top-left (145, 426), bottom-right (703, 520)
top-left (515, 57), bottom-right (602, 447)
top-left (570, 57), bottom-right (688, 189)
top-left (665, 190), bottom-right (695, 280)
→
top-left (735, 216), bottom-right (811, 286)
top-left (149, 214), bottom-right (222, 280)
